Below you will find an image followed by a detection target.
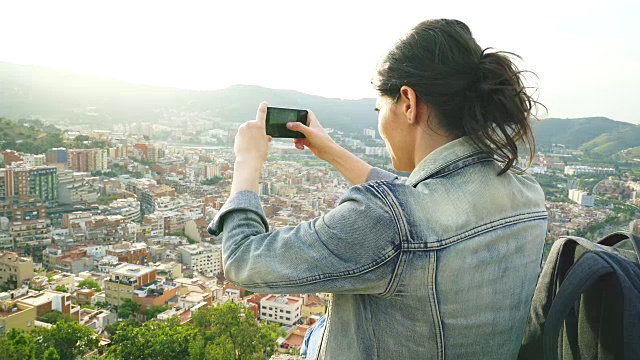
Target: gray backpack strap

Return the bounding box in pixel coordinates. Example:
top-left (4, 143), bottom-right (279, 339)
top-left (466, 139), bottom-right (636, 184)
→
top-left (542, 252), bottom-right (615, 360)
top-left (597, 231), bottom-right (640, 260)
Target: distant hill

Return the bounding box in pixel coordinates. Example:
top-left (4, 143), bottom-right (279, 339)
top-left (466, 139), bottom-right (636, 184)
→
top-left (530, 117), bottom-right (640, 156)
top-left (3, 61), bottom-right (640, 157)
top-left (0, 62), bottom-right (376, 132)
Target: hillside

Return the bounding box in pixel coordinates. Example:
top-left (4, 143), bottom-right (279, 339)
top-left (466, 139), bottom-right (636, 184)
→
top-left (0, 118), bottom-right (65, 155)
top-left (530, 117), bottom-right (635, 149)
top-left (3, 61), bottom-right (640, 156)
top-left (0, 62), bottom-right (376, 132)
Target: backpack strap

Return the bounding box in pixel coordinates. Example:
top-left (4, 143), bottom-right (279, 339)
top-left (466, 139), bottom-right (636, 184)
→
top-left (597, 231), bottom-right (640, 261)
top-left (542, 252), bottom-right (615, 360)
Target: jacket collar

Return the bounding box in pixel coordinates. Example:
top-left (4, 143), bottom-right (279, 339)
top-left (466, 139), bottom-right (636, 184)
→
top-left (406, 137), bottom-right (491, 187)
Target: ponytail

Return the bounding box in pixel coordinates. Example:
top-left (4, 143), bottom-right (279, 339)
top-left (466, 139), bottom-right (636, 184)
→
top-left (374, 19), bottom-right (542, 175)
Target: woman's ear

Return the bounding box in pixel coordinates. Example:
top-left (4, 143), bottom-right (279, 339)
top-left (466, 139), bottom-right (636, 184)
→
top-left (399, 86), bottom-right (418, 124)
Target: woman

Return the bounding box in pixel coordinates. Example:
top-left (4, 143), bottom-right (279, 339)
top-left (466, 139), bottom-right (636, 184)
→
top-left (208, 19), bottom-right (547, 359)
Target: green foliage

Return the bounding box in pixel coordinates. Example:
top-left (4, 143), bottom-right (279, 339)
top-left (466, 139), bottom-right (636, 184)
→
top-left (201, 176), bottom-right (223, 185)
top-left (104, 302), bottom-right (283, 360)
top-left (54, 285), bottom-right (68, 293)
top-left (190, 302), bottom-right (283, 360)
top-left (43, 347), bottom-right (61, 360)
top-left (78, 278), bottom-right (102, 292)
top-left (39, 310), bottom-right (74, 324)
top-left (532, 117), bottom-right (634, 149)
top-left (0, 329), bottom-right (36, 360)
top-left (33, 321), bottom-right (100, 360)
top-left (104, 318), bottom-right (141, 338)
top-left (144, 305), bottom-right (170, 321)
top-left (0, 118), bottom-right (65, 154)
top-left (117, 298), bottom-right (141, 319)
top-left (94, 301), bottom-right (109, 310)
top-left (105, 318), bottom-right (197, 360)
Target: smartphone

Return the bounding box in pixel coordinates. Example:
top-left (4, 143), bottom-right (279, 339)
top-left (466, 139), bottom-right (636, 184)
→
top-left (266, 107), bottom-right (308, 138)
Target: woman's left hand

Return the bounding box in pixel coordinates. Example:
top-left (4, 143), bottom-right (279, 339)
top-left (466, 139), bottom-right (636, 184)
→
top-left (234, 101), bottom-right (272, 164)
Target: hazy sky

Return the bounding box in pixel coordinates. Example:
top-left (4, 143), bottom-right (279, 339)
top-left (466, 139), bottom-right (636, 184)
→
top-left (1, 0), bottom-right (638, 123)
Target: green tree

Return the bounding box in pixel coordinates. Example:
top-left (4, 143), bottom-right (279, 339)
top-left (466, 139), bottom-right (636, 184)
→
top-left (104, 317), bottom-right (141, 338)
top-left (192, 302), bottom-right (283, 360)
top-left (0, 329), bottom-right (36, 360)
top-left (39, 310), bottom-right (74, 324)
top-left (78, 278), bottom-right (102, 292)
top-left (95, 300), bottom-right (109, 309)
top-left (144, 305), bottom-right (169, 321)
top-left (117, 298), bottom-right (141, 319)
top-left (43, 347), bottom-right (61, 360)
top-left (33, 321), bottom-right (100, 360)
top-left (106, 318), bottom-right (197, 360)
top-left (54, 285), bottom-right (68, 293)
top-left (201, 176), bottom-right (223, 186)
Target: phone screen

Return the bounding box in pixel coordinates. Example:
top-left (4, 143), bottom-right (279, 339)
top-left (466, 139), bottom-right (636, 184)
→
top-left (266, 107), bottom-right (308, 138)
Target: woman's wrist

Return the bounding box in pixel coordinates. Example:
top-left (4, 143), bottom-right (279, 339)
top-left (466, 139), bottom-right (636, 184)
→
top-left (230, 158), bottom-right (264, 195)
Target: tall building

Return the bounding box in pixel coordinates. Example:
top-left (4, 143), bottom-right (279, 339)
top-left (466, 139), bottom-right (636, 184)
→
top-left (104, 263), bottom-right (156, 306)
top-left (0, 252), bottom-right (34, 289)
top-left (68, 149), bottom-right (108, 173)
top-left (0, 165), bottom-right (57, 204)
top-left (27, 166), bottom-right (57, 204)
top-left (46, 148), bottom-right (68, 164)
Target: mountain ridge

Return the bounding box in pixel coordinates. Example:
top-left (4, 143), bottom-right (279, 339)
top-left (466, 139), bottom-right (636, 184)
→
top-left (2, 61), bottom-right (639, 156)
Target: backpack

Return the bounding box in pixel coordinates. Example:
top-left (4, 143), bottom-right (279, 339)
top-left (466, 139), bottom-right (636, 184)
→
top-left (518, 231), bottom-right (640, 360)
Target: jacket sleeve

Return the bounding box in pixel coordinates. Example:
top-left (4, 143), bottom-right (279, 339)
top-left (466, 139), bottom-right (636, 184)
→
top-left (208, 182), bottom-right (402, 295)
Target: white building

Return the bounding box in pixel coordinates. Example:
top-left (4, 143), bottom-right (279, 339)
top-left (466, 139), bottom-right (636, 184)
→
top-left (101, 198), bottom-right (141, 223)
top-left (177, 243), bottom-right (221, 277)
top-left (564, 165), bottom-right (615, 176)
top-left (568, 188), bottom-right (595, 207)
top-left (260, 295), bottom-right (303, 326)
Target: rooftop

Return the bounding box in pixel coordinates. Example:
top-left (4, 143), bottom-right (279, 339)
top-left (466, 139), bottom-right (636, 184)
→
top-left (111, 263), bottom-right (155, 277)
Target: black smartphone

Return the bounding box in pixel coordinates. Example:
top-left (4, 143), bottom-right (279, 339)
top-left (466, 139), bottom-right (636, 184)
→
top-left (266, 107), bottom-right (308, 138)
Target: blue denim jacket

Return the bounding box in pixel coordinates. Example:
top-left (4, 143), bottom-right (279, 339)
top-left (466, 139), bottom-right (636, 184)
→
top-left (208, 137), bottom-right (547, 359)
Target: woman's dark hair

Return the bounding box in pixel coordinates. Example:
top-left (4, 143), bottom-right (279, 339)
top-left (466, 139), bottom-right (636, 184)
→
top-left (373, 19), bottom-right (542, 175)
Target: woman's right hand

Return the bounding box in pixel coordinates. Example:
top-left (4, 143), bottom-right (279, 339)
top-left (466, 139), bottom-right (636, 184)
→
top-left (287, 110), bottom-right (340, 161)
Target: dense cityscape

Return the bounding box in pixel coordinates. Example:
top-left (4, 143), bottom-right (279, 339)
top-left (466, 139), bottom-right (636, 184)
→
top-left (1, 113), bottom-right (640, 359)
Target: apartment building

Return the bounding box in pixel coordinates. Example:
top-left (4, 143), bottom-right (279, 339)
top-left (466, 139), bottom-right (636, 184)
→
top-left (260, 295), bottom-right (303, 326)
top-left (68, 148), bottom-right (108, 173)
top-left (104, 263), bottom-right (156, 306)
top-left (0, 165), bottom-right (57, 204)
top-left (100, 198), bottom-right (141, 223)
top-left (0, 196), bottom-right (46, 222)
top-left (57, 170), bottom-right (100, 205)
top-left (0, 252), bottom-right (34, 289)
top-left (17, 290), bottom-right (80, 320)
top-left (9, 219), bottom-right (52, 249)
top-left (0, 300), bottom-right (36, 335)
top-left (177, 243), bottom-right (222, 277)
top-left (106, 242), bottom-right (149, 265)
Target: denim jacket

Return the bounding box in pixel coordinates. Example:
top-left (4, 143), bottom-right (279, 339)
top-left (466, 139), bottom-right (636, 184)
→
top-left (208, 137), bottom-right (548, 359)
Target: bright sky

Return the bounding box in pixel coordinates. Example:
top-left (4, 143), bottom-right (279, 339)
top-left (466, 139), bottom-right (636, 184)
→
top-left (1, 0), bottom-right (638, 123)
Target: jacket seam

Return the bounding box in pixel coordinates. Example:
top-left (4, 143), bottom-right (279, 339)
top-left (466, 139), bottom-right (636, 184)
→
top-left (409, 150), bottom-right (487, 187)
top-left (367, 181), bottom-right (411, 297)
top-left (429, 251), bottom-right (445, 359)
top-left (428, 158), bottom-right (495, 179)
top-left (402, 212), bottom-right (548, 251)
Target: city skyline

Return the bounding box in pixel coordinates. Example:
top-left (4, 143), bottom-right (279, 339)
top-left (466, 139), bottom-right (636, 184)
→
top-left (1, 0), bottom-right (639, 124)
